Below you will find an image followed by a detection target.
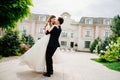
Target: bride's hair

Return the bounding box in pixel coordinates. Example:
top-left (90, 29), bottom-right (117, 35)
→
top-left (48, 15), bottom-right (56, 27)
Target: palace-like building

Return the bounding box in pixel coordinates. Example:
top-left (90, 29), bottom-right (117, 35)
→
top-left (18, 12), bottom-right (113, 51)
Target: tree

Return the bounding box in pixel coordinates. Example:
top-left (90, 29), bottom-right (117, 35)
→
top-left (90, 37), bottom-right (101, 53)
top-left (99, 15), bottom-right (120, 52)
top-left (100, 15), bottom-right (120, 51)
top-left (110, 15), bottom-right (120, 37)
top-left (0, 0), bottom-right (33, 29)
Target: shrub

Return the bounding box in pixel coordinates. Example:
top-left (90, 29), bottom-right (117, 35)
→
top-left (26, 35), bottom-right (35, 48)
top-left (99, 37), bottom-right (120, 62)
top-left (96, 41), bottom-right (102, 54)
top-left (100, 35), bottom-right (117, 52)
top-left (18, 30), bottom-right (35, 54)
top-left (75, 43), bottom-right (78, 47)
top-left (21, 30), bottom-right (35, 48)
top-left (18, 43), bottom-right (29, 54)
top-left (0, 30), bottom-right (21, 57)
top-left (90, 37), bottom-right (101, 53)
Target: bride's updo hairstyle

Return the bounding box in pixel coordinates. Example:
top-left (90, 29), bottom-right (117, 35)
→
top-left (48, 15), bottom-right (56, 27)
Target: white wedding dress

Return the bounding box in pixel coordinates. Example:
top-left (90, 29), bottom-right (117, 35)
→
top-left (20, 25), bottom-right (62, 72)
top-left (20, 26), bottom-right (51, 72)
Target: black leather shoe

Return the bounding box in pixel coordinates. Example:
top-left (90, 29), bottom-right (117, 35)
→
top-left (43, 73), bottom-right (51, 77)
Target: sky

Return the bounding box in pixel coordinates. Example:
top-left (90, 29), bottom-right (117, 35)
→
top-left (30, 0), bottom-right (120, 21)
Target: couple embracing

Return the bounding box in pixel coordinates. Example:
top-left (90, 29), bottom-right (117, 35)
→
top-left (21, 15), bottom-right (64, 77)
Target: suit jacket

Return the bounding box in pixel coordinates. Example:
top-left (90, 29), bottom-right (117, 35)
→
top-left (46, 26), bottom-right (62, 47)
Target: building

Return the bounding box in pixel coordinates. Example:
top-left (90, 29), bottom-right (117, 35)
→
top-left (18, 13), bottom-right (50, 41)
top-left (18, 12), bottom-right (113, 51)
top-left (59, 12), bottom-right (79, 50)
top-left (78, 17), bottom-right (113, 51)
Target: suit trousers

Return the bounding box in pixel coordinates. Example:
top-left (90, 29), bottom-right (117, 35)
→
top-left (45, 46), bottom-right (57, 73)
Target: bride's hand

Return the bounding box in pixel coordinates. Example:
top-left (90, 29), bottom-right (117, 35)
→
top-left (45, 22), bottom-right (49, 27)
top-left (44, 22), bottom-right (49, 30)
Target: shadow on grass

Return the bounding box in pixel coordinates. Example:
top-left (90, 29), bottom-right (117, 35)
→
top-left (91, 58), bottom-right (120, 72)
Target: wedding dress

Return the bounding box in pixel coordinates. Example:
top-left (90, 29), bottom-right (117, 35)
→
top-left (20, 25), bottom-right (62, 72)
top-left (20, 26), bottom-right (50, 72)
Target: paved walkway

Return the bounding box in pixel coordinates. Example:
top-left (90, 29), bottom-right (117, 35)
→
top-left (0, 51), bottom-right (120, 80)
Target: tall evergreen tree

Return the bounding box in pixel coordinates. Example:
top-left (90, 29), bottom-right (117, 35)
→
top-left (110, 15), bottom-right (120, 37)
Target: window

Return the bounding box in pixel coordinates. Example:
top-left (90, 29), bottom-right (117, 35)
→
top-left (21, 23), bottom-right (26, 31)
top-left (39, 28), bottom-right (43, 34)
top-left (85, 18), bottom-right (93, 24)
top-left (85, 41), bottom-right (91, 48)
top-left (71, 33), bottom-right (74, 38)
top-left (104, 30), bottom-right (110, 37)
top-left (85, 29), bottom-right (91, 37)
top-left (61, 41), bottom-right (67, 46)
top-left (39, 16), bottom-right (46, 21)
top-left (22, 26), bottom-right (25, 31)
top-left (61, 31), bottom-right (67, 37)
top-left (103, 19), bottom-right (111, 25)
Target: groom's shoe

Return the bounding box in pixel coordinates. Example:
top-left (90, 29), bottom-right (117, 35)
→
top-left (43, 73), bottom-right (51, 77)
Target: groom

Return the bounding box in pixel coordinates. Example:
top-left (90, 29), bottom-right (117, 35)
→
top-left (44, 17), bottom-right (64, 77)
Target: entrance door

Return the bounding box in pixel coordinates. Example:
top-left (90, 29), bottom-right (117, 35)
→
top-left (70, 42), bottom-right (74, 48)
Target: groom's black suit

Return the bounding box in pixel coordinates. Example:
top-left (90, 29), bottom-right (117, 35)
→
top-left (45, 26), bottom-right (62, 74)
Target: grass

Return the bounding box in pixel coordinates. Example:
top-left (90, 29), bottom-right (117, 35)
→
top-left (91, 58), bottom-right (120, 72)
top-left (0, 55), bottom-right (3, 59)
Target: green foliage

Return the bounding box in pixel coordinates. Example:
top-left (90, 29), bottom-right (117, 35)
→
top-left (18, 30), bottom-right (35, 54)
top-left (95, 34), bottom-right (117, 55)
top-left (110, 15), bottom-right (120, 37)
top-left (26, 35), bottom-right (35, 48)
top-left (103, 62), bottom-right (120, 72)
top-left (90, 37), bottom-right (101, 53)
top-left (92, 58), bottom-right (120, 72)
top-left (21, 30), bottom-right (35, 48)
top-left (99, 37), bottom-right (120, 62)
top-left (92, 15), bottom-right (120, 62)
top-left (0, 0), bottom-right (33, 29)
top-left (0, 30), bottom-right (21, 57)
top-left (95, 41), bottom-right (102, 54)
top-left (99, 36), bottom-right (116, 52)
top-left (0, 55), bottom-right (3, 59)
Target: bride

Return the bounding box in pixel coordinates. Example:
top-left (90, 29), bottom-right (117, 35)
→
top-left (20, 15), bottom-right (56, 72)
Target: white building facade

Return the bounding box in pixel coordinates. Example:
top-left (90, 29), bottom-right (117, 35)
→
top-left (18, 12), bottom-right (113, 51)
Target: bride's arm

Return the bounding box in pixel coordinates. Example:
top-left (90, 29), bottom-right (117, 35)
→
top-left (43, 22), bottom-right (49, 30)
top-left (46, 25), bottom-right (55, 35)
top-left (48, 25), bottom-right (55, 32)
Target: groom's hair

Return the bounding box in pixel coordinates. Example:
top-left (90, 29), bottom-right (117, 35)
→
top-left (58, 17), bottom-right (64, 25)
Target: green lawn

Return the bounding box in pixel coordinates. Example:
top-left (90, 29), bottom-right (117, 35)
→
top-left (91, 58), bottom-right (120, 72)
